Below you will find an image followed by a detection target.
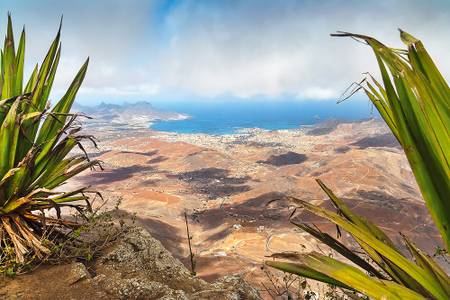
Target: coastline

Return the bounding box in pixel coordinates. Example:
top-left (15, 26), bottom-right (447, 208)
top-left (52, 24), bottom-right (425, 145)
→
top-left (70, 115), bottom-right (444, 289)
top-left (149, 118), bottom-right (388, 153)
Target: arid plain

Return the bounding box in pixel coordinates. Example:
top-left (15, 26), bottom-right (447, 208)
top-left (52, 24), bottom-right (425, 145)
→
top-left (68, 105), bottom-right (442, 289)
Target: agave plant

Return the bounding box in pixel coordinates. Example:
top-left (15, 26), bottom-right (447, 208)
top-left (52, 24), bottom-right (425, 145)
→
top-left (0, 15), bottom-right (100, 267)
top-left (266, 31), bottom-right (450, 299)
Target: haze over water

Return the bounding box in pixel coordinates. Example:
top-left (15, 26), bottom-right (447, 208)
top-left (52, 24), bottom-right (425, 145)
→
top-left (151, 99), bottom-right (377, 134)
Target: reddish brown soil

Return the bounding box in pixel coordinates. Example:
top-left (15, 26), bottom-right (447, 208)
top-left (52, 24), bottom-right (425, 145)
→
top-left (67, 120), bottom-right (444, 293)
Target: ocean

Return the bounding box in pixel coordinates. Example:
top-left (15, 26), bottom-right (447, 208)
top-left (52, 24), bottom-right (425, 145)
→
top-left (150, 99), bottom-right (377, 135)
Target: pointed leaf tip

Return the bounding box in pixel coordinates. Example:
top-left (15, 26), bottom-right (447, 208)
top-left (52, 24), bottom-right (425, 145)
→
top-left (399, 29), bottom-right (419, 46)
top-left (58, 15), bottom-right (63, 33)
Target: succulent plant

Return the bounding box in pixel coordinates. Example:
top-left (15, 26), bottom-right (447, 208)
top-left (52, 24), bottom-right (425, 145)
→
top-left (267, 31), bottom-right (450, 300)
top-left (0, 14), bottom-right (100, 267)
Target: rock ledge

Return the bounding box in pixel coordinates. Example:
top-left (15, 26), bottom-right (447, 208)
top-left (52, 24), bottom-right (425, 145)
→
top-left (0, 226), bottom-right (260, 300)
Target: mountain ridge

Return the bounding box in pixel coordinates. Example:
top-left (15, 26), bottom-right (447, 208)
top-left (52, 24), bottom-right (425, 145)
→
top-left (73, 101), bottom-right (190, 129)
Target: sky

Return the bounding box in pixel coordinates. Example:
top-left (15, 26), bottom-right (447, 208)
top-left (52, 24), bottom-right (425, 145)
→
top-left (0, 0), bottom-right (449, 105)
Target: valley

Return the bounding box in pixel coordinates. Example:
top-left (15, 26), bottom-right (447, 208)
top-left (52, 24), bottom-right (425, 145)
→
top-left (69, 117), bottom-right (443, 290)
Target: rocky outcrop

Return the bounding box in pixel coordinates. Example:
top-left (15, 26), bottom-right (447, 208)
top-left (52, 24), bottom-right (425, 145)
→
top-left (0, 226), bottom-right (260, 300)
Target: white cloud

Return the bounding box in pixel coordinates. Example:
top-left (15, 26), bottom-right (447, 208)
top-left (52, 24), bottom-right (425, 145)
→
top-left (77, 84), bottom-right (159, 98)
top-left (297, 88), bottom-right (338, 100)
top-left (156, 0), bottom-right (450, 99)
top-left (1, 0), bottom-right (449, 102)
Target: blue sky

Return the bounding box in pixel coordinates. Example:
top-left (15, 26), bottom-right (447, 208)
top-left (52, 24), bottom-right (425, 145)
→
top-left (1, 0), bottom-right (449, 105)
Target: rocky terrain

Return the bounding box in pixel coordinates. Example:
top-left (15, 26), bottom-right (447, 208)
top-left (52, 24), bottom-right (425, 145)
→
top-left (2, 115), bottom-right (444, 299)
top-left (64, 117), bottom-right (444, 295)
top-left (0, 226), bottom-right (260, 299)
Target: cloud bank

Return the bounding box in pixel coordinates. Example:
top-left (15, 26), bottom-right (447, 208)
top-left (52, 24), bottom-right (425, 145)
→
top-left (1, 0), bottom-right (449, 103)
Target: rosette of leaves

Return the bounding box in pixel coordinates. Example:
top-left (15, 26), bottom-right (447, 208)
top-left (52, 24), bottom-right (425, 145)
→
top-left (0, 14), bottom-right (100, 268)
top-left (266, 30), bottom-right (450, 300)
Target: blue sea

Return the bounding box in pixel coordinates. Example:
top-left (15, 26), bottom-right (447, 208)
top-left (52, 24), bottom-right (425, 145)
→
top-left (150, 99), bottom-right (377, 135)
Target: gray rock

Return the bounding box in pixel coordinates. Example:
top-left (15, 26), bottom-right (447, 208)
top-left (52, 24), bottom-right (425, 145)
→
top-left (92, 226), bottom-right (261, 300)
top-left (192, 275), bottom-right (261, 300)
top-left (0, 227), bottom-right (260, 300)
top-left (67, 262), bottom-right (91, 285)
top-left (93, 274), bottom-right (188, 299)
